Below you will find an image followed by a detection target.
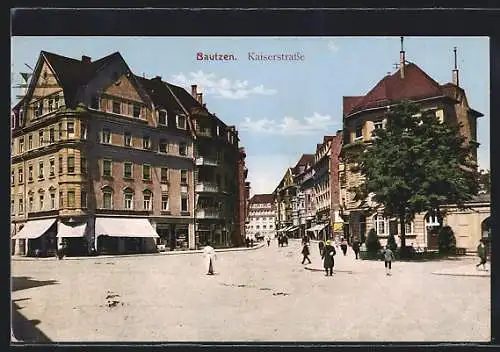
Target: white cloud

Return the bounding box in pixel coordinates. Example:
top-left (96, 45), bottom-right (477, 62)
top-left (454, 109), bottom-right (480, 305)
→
top-left (327, 40), bottom-right (339, 53)
top-left (245, 154), bottom-right (292, 196)
top-left (240, 112), bottom-right (340, 136)
top-left (171, 70), bottom-right (277, 100)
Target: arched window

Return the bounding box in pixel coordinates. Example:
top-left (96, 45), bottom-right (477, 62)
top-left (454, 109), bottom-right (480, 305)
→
top-left (143, 189), bottom-right (153, 210)
top-left (374, 214), bottom-right (389, 236)
top-left (102, 186), bottom-right (113, 209)
top-left (123, 188), bottom-right (134, 210)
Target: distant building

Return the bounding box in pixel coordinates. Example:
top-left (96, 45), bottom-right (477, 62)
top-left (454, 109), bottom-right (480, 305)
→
top-left (246, 194), bottom-right (276, 240)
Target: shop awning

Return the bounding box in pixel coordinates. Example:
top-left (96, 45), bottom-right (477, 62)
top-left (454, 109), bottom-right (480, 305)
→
top-left (286, 226), bottom-right (299, 233)
top-left (11, 224), bottom-right (15, 237)
top-left (306, 223), bottom-right (328, 233)
top-left (12, 219), bottom-right (56, 240)
top-left (57, 222), bottom-right (87, 238)
top-left (277, 225), bottom-right (292, 233)
top-left (95, 217), bottom-right (159, 238)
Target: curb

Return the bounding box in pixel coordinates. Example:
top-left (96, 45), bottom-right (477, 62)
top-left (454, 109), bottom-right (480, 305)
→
top-left (11, 243), bottom-right (265, 261)
top-left (431, 272), bottom-right (490, 278)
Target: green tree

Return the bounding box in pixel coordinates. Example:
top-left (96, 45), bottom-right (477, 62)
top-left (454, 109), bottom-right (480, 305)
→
top-left (386, 233), bottom-right (397, 252)
top-left (365, 229), bottom-right (381, 253)
top-left (342, 101), bottom-right (478, 257)
top-left (438, 226), bottom-right (457, 254)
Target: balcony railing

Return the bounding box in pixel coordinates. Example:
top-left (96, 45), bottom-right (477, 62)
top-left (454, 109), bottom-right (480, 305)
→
top-left (196, 208), bottom-right (222, 219)
top-left (195, 182), bottom-right (219, 193)
top-left (195, 157), bottom-right (219, 167)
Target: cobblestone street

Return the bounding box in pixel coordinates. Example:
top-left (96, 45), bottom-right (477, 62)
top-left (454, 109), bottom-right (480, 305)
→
top-left (11, 240), bottom-right (490, 342)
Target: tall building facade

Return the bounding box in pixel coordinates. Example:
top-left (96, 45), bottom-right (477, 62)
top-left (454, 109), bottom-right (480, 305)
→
top-left (340, 45), bottom-right (486, 250)
top-left (11, 51), bottom-right (245, 256)
top-left (246, 194), bottom-right (276, 240)
top-left (237, 147), bottom-right (250, 246)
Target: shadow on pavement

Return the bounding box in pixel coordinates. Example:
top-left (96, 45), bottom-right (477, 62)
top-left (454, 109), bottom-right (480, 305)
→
top-left (12, 276), bottom-right (59, 292)
top-left (12, 302), bottom-right (52, 343)
top-left (11, 276), bottom-right (58, 343)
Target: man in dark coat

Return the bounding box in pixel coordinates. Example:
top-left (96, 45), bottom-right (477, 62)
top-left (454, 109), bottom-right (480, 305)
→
top-left (322, 240), bottom-right (336, 276)
top-left (301, 243), bottom-right (312, 264)
top-left (352, 241), bottom-right (360, 259)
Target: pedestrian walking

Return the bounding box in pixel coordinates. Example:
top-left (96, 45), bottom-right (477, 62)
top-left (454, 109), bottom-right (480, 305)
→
top-left (352, 241), bottom-right (360, 259)
top-left (250, 238), bottom-right (254, 247)
top-left (266, 235), bottom-right (271, 247)
top-left (322, 240), bottom-right (336, 276)
top-left (318, 240), bottom-right (325, 258)
top-left (203, 241), bottom-right (217, 275)
top-left (382, 245), bottom-right (395, 276)
top-left (301, 243), bottom-right (312, 264)
top-left (245, 236), bottom-right (250, 248)
top-left (340, 237), bottom-right (348, 256)
top-left (476, 239), bottom-right (487, 270)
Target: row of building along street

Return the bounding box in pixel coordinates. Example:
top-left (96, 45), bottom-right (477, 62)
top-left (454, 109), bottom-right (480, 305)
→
top-left (248, 42), bottom-right (490, 254)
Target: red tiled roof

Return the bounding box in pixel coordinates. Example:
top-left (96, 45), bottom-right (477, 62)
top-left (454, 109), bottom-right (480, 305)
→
top-left (249, 194), bottom-right (275, 204)
top-left (343, 96), bottom-right (363, 116)
top-left (344, 62), bottom-right (446, 116)
top-left (295, 154), bottom-right (314, 168)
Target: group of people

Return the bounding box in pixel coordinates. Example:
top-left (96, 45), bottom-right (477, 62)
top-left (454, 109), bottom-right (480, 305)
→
top-left (277, 234), bottom-right (289, 247)
top-left (301, 239), bottom-right (337, 275)
top-left (203, 236), bottom-right (488, 277)
top-left (301, 237), bottom-right (396, 276)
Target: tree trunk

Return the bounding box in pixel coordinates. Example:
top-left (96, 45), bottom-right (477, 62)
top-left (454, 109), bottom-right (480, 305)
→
top-left (399, 214), bottom-right (407, 258)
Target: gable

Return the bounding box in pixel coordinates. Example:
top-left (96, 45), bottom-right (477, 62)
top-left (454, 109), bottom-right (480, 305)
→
top-left (29, 61), bottom-right (63, 104)
top-left (102, 73), bottom-right (145, 103)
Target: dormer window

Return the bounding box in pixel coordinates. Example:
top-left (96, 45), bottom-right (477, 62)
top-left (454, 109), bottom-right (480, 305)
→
top-left (48, 99), bottom-right (54, 112)
top-left (177, 115), bottom-right (187, 129)
top-left (34, 102), bottom-right (43, 117)
top-left (133, 104), bottom-right (141, 118)
top-left (158, 110), bottom-right (167, 125)
top-left (113, 101), bottom-right (121, 114)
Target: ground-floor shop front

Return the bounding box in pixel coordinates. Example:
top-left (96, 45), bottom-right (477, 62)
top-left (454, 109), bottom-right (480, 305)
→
top-left (153, 219), bottom-right (195, 251)
top-left (11, 216), bottom-right (166, 257)
top-left (195, 221), bottom-right (233, 249)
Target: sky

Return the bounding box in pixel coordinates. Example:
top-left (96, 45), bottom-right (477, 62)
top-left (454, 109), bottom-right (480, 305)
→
top-left (11, 36), bottom-right (490, 196)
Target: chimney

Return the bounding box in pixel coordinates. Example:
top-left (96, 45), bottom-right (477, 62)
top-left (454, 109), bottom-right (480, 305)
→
top-left (82, 55), bottom-right (92, 64)
top-left (399, 36), bottom-right (405, 79)
top-left (196, 93), bottom-right (203, 104)
top-left (153, 75), bottom-right (162, 81)
top-left (202, 103), bottom-right (207, 109)
top-left (452, 46), bottom-right (459, 86)
top-left (191, 84), bottom-right (197, 98)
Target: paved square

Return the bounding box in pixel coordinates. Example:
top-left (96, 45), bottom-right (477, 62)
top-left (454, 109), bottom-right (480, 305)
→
top-left (11, 240), bottom-right (490, 342)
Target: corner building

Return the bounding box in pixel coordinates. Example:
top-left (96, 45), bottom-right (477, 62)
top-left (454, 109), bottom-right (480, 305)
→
top-left (11, 51), bottom-right (243, 256)
top-left (340, 47), bottom-right (488, 251)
